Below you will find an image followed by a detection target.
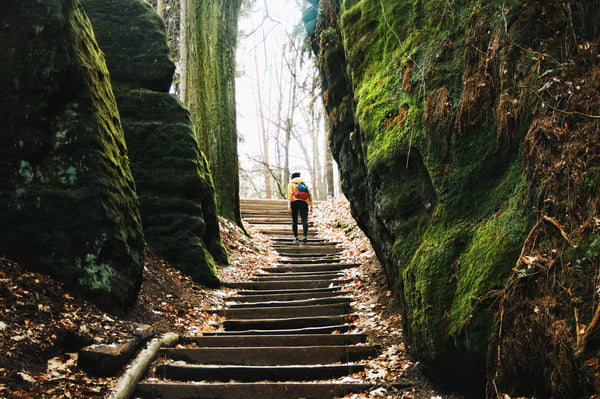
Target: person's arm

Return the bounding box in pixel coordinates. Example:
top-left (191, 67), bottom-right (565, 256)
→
top-left (287, 183), bottom-right (294, 212)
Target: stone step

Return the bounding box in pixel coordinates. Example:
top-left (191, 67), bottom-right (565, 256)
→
top-left (154, 363), bottom-right (365, 383)
top-left (243, 217), bottom-right (314, 223)
top-left (227, 296), bottom-right (352, 308)
top-left (250, 224), bottom-right (319, 234)
top-left (236, 286), bottom-right (343, 296)
top-left (199, 324), bottom-right (354, 336)
top-left (251, 272), bottom-right (344, 281)
top-left (179, 333), bottom-right (368, 347)
top-left (223, 279), bottom-right (350, 290)
top-left (261, 263), bottom-right (359, 273)
top-left (212, 303), bottom-right (351, 319)
top-left (219, 314), bottom-right (358, 331)
top-left (272, 241), bottom-right (340, 248)
top-left (271, 237), bottom-right (326, 244)
top-left (227, 290), bottom-right (345, 303)
top-left (275, 246), bottom-right (343, 255)
top-left (278, 257), bottom-right (343, 264)
top-left (277, 253), bottom-right (342, 260)
top-left (135, 381), bottom-right (385, 399)
top-left (240, 198), bottom-right (289, 206)
top-left (158, 345), bottom-right (378, 366)
top-left (256, 269), bottom-right (346, 276)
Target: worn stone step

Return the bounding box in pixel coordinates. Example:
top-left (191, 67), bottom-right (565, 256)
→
top-left (250, 225), bottom-right (319, 236)
top-left (251, 272), bottom-right (344, 281)
top-left (135, 381), bottom-right (389, 399)
top-left (158, 345), bottom-right (378, 366)
top-left (276, 255), bottom-right (342, 262)
top-left (227, 296), bottom-right (352, 308)
top-left (212, 303), bottom-right (351, 319)
top-left (179, 333), bottom-right (368, 347)
top-left (272, 241), bottom-right (340, 248)
top-left (243, 216), bottom-right (314, 223)
top-left (256, 269), bottom-right (346, 277)
top-left (271, 237), bottom-right (326, 244)
top-left (154, 363), bottom-right (365, 383)
top-left (241, 198), bottom-right (289, 207)
top-left (275, 246), bottom-right (343, 255)
top-left (200, 324), bottom-right (354, 336)
top-left (236, 287), bottom-right (343, 296)
top-left (279, 257), bottom-right (343, 264)
top-left (228, 290), bottom-right (345, 303)
top-left (220, 314), bottom-right (358, 331)
top-left (262, 263), bottom-right (359, 273)
top-left (223, 279), bottom-right (349, 290)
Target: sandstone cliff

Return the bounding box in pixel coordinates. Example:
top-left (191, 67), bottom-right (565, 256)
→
top-left (0, 0), bottom-right (144, 310)
top-left (82, 0), bottom-right (228, 286)
top-left (306, 0), bottom-right (600, 396)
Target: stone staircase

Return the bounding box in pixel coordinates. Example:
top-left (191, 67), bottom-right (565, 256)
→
top-left (134, 199), bottom-right (379, 398)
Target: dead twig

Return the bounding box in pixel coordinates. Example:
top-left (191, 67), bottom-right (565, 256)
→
top-left (514, 215), bottom-right (576, 271)
top-left (576, 303), bottom-right (600, 356)
top-left (517, 84), bottom-right (600, 119)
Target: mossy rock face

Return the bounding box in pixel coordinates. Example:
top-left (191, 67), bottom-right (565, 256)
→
top-left (309, 0), bottom-right (600, 396)
top-left (116, 90), bottom-right (226, 285)
top-left (83, 0), bottom-right (228, 285)
top-left (80, 0), bottom-right (174, 92)
top-left (0, 0), bottom-right (145, 311)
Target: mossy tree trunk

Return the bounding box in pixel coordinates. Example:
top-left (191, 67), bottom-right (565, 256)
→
top-left (183, 0), bottom-right (244, 228)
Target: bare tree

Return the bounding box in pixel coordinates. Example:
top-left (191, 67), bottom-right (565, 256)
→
top-left (237, 2), bottom-right (334, 200)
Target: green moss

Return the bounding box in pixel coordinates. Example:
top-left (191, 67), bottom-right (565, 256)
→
top-left (401, 221), bottom-right (470, 356)
top-left (117, 90), bottom-right (227, 282)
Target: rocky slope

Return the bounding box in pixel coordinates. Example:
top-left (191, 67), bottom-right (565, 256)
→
top-left (305, 0), bottom-right (600, 397)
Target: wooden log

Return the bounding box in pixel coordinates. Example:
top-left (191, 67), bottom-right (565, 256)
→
top-left (107, 332), bottom-right (178, 399)
top-left (78, 324), bottom-right (154, 377)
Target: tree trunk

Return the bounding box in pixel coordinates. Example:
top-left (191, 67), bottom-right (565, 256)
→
top-left (254, 56), bottom-right (271, 199)
top-left (183, 0), bottom-right (244, 229)
top-left (156, 0), bottom-right (164, 20)
top-left (178, 0), bottom-right (187, 101)
top-left (325, 122), bottom-right (335, 196)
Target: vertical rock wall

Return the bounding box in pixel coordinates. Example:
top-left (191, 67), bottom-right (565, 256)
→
top-left (307, 0), bottom-right (600, 396)
top-left (0, 0), bottom-right (145, 311)
top-left (82, 0), bottom-right (228, 286)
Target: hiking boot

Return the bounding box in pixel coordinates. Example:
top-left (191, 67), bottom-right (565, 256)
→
top-left (293, 237), bottom-right (300, 243)
top-left (302, 236), bottom-right (307, 243)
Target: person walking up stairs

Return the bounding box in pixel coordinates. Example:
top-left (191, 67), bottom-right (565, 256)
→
top-left (287, 172), bottom-right (313, 243)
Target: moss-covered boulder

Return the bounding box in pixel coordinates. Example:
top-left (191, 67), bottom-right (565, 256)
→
top-left (82, 0), bottom-right (227, 285)
top-left (307, 0), bottom-right (600, 396)
top-left (115, 90), bottom-right (226, 285)
top-left (77, 0), bottom-right (174, 92)
top-left (0, 0), bottom-right (145, 311)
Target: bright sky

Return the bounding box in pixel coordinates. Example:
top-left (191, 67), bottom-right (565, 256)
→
top-left (236, 0), bottom-right (309, 177)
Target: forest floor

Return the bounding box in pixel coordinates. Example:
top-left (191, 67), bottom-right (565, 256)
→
top-left (0, 196), bottom-right (464, 399)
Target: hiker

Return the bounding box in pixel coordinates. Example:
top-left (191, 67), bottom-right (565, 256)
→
top-left (287, 172), bottom-right (313, 243)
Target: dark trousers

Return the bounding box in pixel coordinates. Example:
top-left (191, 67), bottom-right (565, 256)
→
top-left (291, 200), bottom-right (309, 238)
